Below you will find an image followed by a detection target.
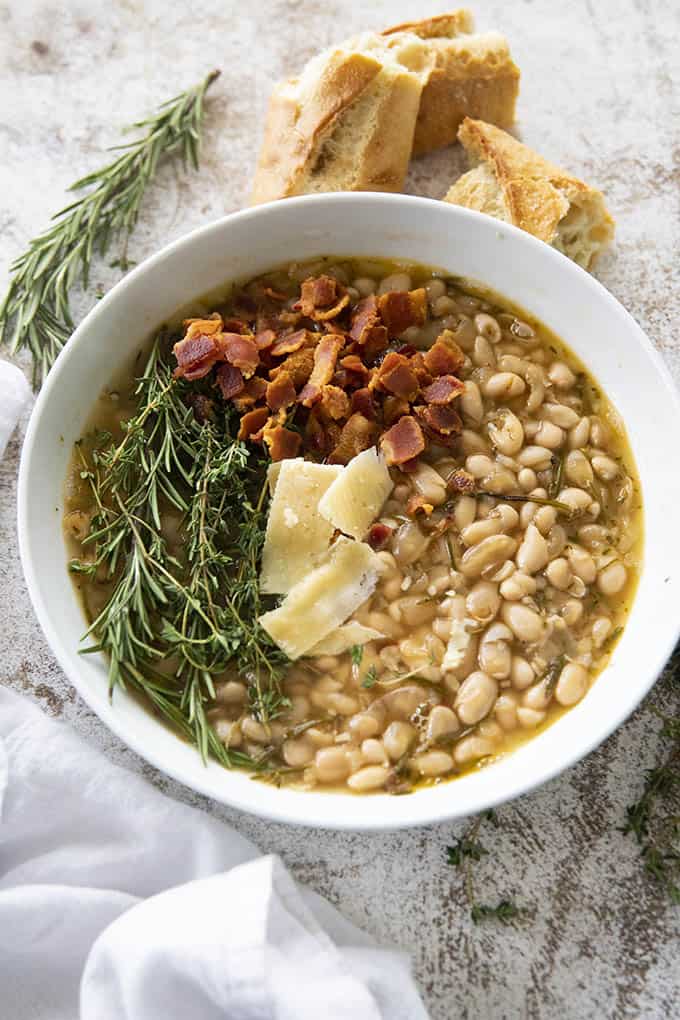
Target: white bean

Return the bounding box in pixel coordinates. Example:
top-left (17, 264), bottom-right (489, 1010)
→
top-left (466, 581), bottom-right (501, 622)
top-left (454, 735), bottom-right (495, 765)
top-left (543, 403), bottom-right (579, 428)
top-left (460, 535), bottom-right (517, 578)
top-left (383, 721), bottom-right (415, 761)
top-left (501, 602), bottom-right (545, 643)
top-left (378, 272), bottom-right (412, 295)
top-left (454, 494), bottom-right (477, 531)
top-left (546, 557), bottom-right (572, 590)
top-left (510, 655), bottom-right (535, 690)
top-left (567, 544), bottom-right (597, 583)
top-left (555, 662), bottom-right (589, 706)
top-left (488, 410), bottom-right (524, 456)
top-left (413, 750), bottom-right (455, 777)
top-left (565, 450), bottom-right (594, 488)
top-left (475, 312), bottom-right (502, 343)
top-left (516, 523), bottom-right (549, 574)
top-left (478, 638), bottom-right (512, 679)
top-left (460, 381), bottom-right (484, 423)
top-left (592, 454), bottom-right (620, 481)
top-left (455, 670), bottom-right (498, 725)
top-left (499, 571), bottom-right (536, 601)
top-left (518, 446), bottom-right (553, 470)
top-left (482, 372), bottom-right (526, 399)
top-left (517, 707), bottom-right (546, 729)
top-left (315, 747), bottom-right (351, 783)
top-left (568, 417), bottom-right (590, 449)
top-left (597, 560), bottom-right (627, 595)
top-left (548, 361), bottom-right (576, 389)
top-left (426, 706), bottom-right (459, 743)
top-left (347, 766), bottom-right (389, 791)
top-left (534, 421), bottom-right (564, 449)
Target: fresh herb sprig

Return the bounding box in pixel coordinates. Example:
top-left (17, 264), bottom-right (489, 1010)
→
top-left (0, 70), bottom-right (219, 387)
top-left (447, 812), bottom-right (524, 924)
top-left (71, 335), bottom-right (287, 768)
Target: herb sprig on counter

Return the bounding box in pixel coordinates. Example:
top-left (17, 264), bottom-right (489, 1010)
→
top-left (0, 69), bottom-right (219, 387)
top-left (447, 812), bottom-right (525, 924)
top-left (71, 334), bottom-right (288, 768)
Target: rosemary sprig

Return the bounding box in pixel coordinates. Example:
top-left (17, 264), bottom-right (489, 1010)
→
top-left (0, 70), bottom-right (219, 387)
top-left (71, 334), bottom-right (287, 767)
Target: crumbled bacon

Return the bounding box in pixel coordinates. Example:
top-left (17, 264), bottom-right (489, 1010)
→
top-left (254, 328), bottom-right (277, 351)
top-left (233, 377), bottom-right (267, 411)
top-left (318, 385), bottom-right (350, 421)
top-left (422, 374), bottom-right (465, 405)
top-left (423, 330), bottom-right (465, 376)
top-left (216, 363), bottom-right (245, 400)
top-left (367, 522), bottom-right (393, 550)
top-left (173, 271), bottom-right (465, 469)
top-left (296, 275), bottom-right (350, 321)
top-left (380, 415), bottom-right (425, 465)
top-left (328, 413), bottom-right (377, 465)
top-left (417, 403), bottom-right (463, 437)
top-left (266, 372), bottom-right (296, 412)
top-left (298, 335), bottom-right (343, 407)
top-left (237, 406), bottom-right (269, 440)
top-left (270, 329), bottom-right (310, 357)
top-left (186, 392), bottom-right (215, 424)
top-left (264, 424), bottom-right (301, 461)
top-left (446, 468), bottom-right (476, 493)
top-left (350, 387), bottom-right (376, 419)
top-left (377, 289), bottom-right (427, 335)
top-left (173, 334), bottom-right (220, 380)
top-left (373, 352), bottom-right (419, 401)
top-left (270, 347), bottom-right (316, 388)
top-left (218, 333), bottom-right (260, 378)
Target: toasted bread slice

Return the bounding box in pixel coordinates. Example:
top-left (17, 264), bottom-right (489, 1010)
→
top-left (445, 118), bottom-right (615, 268)
top-left (251, 42), bottom-right (429, 205)
top-left (382, 10), bottom-right (520, 155)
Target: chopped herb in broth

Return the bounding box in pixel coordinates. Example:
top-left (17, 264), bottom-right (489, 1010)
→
top-left (63, 258), bottom-right (643, 794)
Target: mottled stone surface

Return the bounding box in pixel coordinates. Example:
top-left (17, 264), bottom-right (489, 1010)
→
top-left (1, 1), bottom-right (679, 1017)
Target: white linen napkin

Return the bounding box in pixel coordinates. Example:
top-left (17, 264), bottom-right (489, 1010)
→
top-left (0, 359), bottom-right (31, 459)
top-left (0, 687), bottom-right (429, 1020)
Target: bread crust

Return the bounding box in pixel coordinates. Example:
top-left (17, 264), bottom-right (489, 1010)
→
top-left (251, 52), bottom-right (383, 205)
top-left (382, 12), bottom-right (519, 154)
top-left (445, 118), bottom-right (615, 267)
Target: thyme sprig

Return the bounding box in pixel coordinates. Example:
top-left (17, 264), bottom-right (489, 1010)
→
top-left (0, 70), bottom-right (219, 387)
top-left (71, 335), bottom-right (288, 768)
top-left (447, 812), bottom-right (525, 924)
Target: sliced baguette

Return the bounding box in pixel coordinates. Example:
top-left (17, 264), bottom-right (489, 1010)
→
top-left (251, 42), bottom-right (429, 205)
top-left (382, 10), bottom-right (520, 155)
top-left (444, 118), bottom-right (615, 268)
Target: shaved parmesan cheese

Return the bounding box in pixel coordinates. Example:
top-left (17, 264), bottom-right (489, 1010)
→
top-left (318, 448), bottom-right (393, 540)
top-left (259, 537), bottom-right (382, 659)
top-left (266, 460), bottom-right (283, 496)
top-left (260, 459), bottom-right (342, 594)
top-left (441, 619), bottom-right (470, 672)
top-left (307, 622), bottom-right (384, 657)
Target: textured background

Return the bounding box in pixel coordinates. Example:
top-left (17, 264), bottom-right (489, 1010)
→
top-left (2, 1), bottom-right (679, 1017)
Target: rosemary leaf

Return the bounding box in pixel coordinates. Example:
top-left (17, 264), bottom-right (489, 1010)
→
top-left (0, 70), bottom-right (219, 387)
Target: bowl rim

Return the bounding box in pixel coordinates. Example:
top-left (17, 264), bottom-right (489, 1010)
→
top-left (17, 192), bottom-right (680, 830)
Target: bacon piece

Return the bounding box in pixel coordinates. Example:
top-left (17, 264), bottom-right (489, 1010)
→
top-left (400, 457), bottom-right (421, 474)
top-left (237, 406), bottom-right (269, 441)
top-left (217, 333), bottom-right (259, 378)
top-left (222, 318), bottom-right (249, 334)
top-left (410, 351), bottom-right (434, 387)
top-left (380, 415), bottom-right (425, 466)
top-left (270, 328), bottom-right (311, 357)
top-left (264, 424), bottom-right (302, 461)
top-left (182, 315), bottom-right (223, 336)
top-left (377, 288), bottom-right (427, 335)
top-left (266, 372), bottom-right (296, 412)
top-left (232, 377), bottom-right (267, 411)
top-left (340, 354), bottom-right (370, 386)
top-left (318, 384), bottom-right (350, 421)
top-left (416, 403), bottom-right (463, 439)
top-left (447, 468), bottom-right (477, 494)
top-left (350, 387), bottom-right (376, 419)
top-left (298, 335), bottom-right (343, 407)
top-left (422, 374), bottom-right (465, 405)
top-left (376, 352), bottom-right (420, 401)
top-left (367, 522), bottom-right (393, 550)
top-left (173, 333), bottom-right (220, 381)
top-left (254, 328), bottom-right (277, 351)
top-left (406, 494), bottom-right (434, 517)
top-left (423, 330), bottom-right (465, 376)
top-left (270, 347), bottom-right (316, 388)
top-left (215, 363), bottom-right (245, 400)
top-left (296, 275), bottom-right (350, 321)
top-left (328, 413), bottom-right (377, 465)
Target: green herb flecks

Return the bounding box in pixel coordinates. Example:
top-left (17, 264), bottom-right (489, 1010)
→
top-left (362, 666), bottom-right (378, 689)
top-left (446, 812), bottom-right (525, 925)
top-left (350, 645), bottom-right (364, 668)
top-left (0, 70), bottom-right (219, 387)
top-left (70, 334), bottom-right (287, 768)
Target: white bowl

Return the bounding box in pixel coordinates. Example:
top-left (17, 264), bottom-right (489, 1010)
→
top-left (18, 193), bottom-right (680, 830)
